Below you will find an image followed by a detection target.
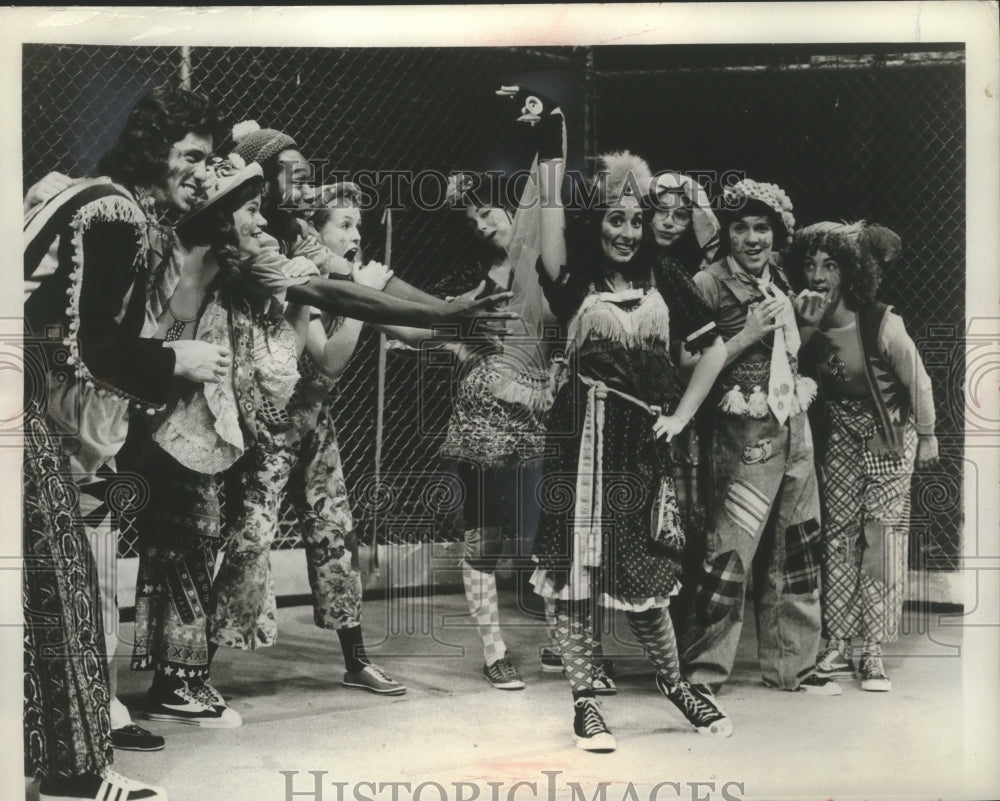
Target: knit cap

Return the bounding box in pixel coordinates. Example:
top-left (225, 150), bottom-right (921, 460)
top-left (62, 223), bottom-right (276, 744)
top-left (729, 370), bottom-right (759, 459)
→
top-left (231, 120), bottom-right (297, 165)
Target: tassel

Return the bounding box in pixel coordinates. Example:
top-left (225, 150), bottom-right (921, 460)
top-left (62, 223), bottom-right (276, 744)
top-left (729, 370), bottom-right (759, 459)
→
top-left (720, 384), bottom-right (748, 415)
top-left (795, 376), bottom-right (818, 411)
top-left (789, 392), bottom-right (801, 417)
top-left (231, 120), bottom-right (260, 144)
top-left (747, 385), bottom-right (769, 418)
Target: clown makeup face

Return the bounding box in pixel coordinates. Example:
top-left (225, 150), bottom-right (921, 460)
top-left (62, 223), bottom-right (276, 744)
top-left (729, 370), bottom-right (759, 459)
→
top-left (275, 148), bottom-right (315, 210)
top-left (728, 214), bottom-right (774, 274)
top-left (318, 206), bottom-right (363, 263)
top-left (232, 192), bottom-right (267, 259)
top-left (464, 205), bottom-right (513, 256)
top-left (600, 195), bottom-right (644, 265)
top-left (650, 196), bottom-right (693, 250)
top-left (150, 132), bottom-right (213, 214)
top-left (804, 249), bottom-right (844, 317)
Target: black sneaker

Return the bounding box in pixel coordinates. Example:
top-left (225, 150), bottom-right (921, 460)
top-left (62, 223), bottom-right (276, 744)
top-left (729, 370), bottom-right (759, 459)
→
top-left (793, 673), bottom-right (844, 696)
top-left (592, 663), bottom-right (618, 696)
top-left (656, 675), bottom-right (734, 738)
top-left (483, 655), bottom-right (525, 690)
top-left (111, 723), bottom-right (165, 752)
top-left (146, 681), bottom-right (243, 728)
top-left (690, 682), bottom-right (726, 714)
top-left (540, 647), bottom-right (563, 673)
top-left (858, 655), bottom-right (892, 692)
top-left (573, 697), bottom-right (617, 752)
top-left (39, 768), bottom-right (167, 800)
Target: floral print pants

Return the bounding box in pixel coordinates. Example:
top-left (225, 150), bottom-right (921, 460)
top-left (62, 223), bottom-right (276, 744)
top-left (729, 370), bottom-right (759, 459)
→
top-left (210, 400), bottom-right (362, 651)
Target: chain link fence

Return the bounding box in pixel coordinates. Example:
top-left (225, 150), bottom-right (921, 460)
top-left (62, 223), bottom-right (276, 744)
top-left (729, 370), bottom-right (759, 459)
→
top-left (22, 43), bottom-right (965, 572)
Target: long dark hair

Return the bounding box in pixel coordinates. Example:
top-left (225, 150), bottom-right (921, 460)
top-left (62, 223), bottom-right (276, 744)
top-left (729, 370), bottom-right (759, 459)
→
top-left (98, 83), bottom-right (226, 190)
top-left (566, 201), bottom-right (657, 291)
top-left (176, 177), bottom-right (265, 270)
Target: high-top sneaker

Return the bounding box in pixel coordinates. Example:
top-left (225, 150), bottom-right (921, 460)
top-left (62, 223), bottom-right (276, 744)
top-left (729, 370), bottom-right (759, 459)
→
top-left (656, 675), bottom-right (734, 738)
top-left (573, 696), bottom-right (617, 752)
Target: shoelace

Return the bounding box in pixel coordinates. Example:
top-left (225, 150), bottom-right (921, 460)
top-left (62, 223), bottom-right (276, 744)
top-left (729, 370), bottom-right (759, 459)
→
top-left (577, 699), bottom-right (609, 737)
top-left (174, 683), bottom-right (213, 710)
top-left (495, 657), bottom-right (519, 681)
top-left (364, 664), bottom-right (396, 684)
top-left (817, 645), bottom-right (846, 666)
top-left (190, 682), bottom-right (220, 707)
top-left (674, 682), bottom-right (724, 725)
top-left (861, 657), bottom-right (888, 679)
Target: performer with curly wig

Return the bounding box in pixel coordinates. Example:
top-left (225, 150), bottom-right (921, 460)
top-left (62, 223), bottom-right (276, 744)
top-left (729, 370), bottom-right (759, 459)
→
top-left (787, 221), bottom-right (938, 692)
top-left (22, 82), bottom-right (233, 801)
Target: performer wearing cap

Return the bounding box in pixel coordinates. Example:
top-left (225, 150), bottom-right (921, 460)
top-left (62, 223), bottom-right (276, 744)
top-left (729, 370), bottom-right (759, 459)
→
top-left (787, 221), bottom-right (938, 692)
top-left (680, 179), bottom-right (841, 697)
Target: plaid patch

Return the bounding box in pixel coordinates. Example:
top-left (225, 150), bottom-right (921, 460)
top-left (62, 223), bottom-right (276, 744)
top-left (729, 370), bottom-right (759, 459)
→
top-left (783, 518), bottom-right (821, 595)
top-left (695, 550), bottom-right (745, 626)
top-left (723, 478), bottom-right (771, 537)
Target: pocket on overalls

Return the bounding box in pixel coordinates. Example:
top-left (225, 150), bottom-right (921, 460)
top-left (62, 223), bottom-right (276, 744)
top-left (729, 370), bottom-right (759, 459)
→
top-left (782, 518), bottom-right (821, 595)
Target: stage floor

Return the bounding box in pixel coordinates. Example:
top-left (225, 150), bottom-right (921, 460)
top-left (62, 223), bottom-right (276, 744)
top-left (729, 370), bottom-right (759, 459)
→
top-left (35, 591), bottom-right (970, 801)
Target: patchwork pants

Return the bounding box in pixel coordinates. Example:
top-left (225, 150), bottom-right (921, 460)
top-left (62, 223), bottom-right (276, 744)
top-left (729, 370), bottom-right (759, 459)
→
top-left (210, 416), bottom-right (362, 651)
top-left (681, 411), bottom-right (822, 690)
top-left (131, 449), bottom-right (219, 682)
top-left (819, 399), bottom-right (916, 644)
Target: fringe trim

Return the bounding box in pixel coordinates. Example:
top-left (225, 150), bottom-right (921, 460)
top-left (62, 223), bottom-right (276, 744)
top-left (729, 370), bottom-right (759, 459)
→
top-left (566, 289), bottom-right (671, 353)
top-left (62, 196), bottom-right (159, 412)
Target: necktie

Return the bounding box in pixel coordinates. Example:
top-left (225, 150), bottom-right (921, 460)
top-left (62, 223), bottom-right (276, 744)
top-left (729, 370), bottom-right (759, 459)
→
top-left (727, 257), bottom-right (798, 424)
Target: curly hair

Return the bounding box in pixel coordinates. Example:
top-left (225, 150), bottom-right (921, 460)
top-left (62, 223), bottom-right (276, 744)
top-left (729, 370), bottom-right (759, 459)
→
top-left (98, 83), bottom-right (226, 190)
top-left (786, 226), bottom-right (881, 310)
top-left (716, 197), bottom-right (790, 257)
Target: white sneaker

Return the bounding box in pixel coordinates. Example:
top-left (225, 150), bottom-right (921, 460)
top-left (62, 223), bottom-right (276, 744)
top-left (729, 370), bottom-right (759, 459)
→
top-left (39, 767), bottom-right (167, 800)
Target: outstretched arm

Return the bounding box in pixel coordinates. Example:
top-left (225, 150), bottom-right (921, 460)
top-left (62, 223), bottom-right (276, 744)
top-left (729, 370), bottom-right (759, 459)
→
top-left (286, 276), bottom-right (514, 329)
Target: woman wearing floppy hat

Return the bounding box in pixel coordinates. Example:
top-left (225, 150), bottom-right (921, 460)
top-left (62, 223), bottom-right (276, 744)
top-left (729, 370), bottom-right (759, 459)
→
top-left (787, 221), bottom-right (938, 692)
top-left (129, 156), bottom-right (311, 729)
top-left (504, 88), bottom-right (730, 751)
top-left (679, 179), bottom-right (840, 698)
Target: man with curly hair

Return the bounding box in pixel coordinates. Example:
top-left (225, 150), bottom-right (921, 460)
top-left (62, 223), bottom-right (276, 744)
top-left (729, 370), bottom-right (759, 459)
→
top-left (787, 222), bottom-right (938, 693)
top-left (679, 179), bottom-right (841, 698)
top-left (24, 83), bottom-right (232, 798)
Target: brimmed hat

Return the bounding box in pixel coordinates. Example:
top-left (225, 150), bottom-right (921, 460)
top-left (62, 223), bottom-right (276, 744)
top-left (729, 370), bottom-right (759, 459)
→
top-left (231, 120), bottom-right (297, 165)
top-left (175, 155), bottom-right (264, 247)
top-left (721, 178), bottom-right (796, 239)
